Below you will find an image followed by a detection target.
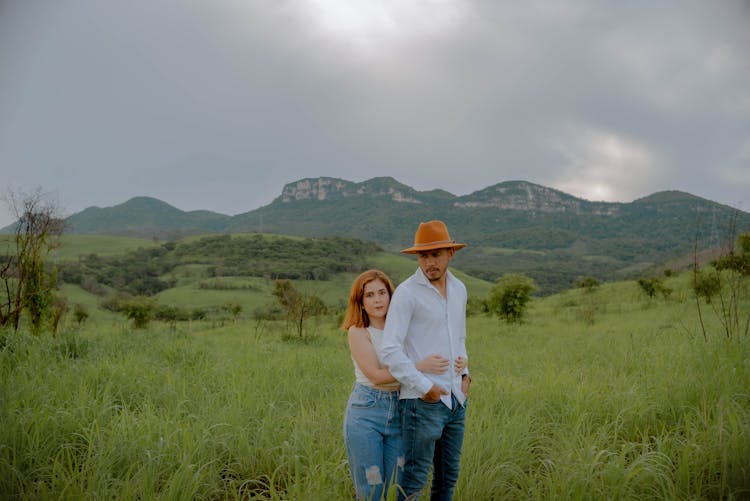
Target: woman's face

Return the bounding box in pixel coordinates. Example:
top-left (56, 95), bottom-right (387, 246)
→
top-left (362, 278), bottom-right (390, 322)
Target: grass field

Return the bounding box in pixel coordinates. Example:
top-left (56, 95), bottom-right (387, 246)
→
top-left (39, 233), bottom-right (495, 325)
top-left (52, 235), bottom-right (161, 260)
top-left (1, 271), bottom-right (748, 499)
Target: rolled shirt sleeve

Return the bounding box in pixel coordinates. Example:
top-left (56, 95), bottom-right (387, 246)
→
top-left (380, 285), bottom-right (434, 396)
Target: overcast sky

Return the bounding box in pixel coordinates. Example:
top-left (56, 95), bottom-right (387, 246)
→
top-left (1, 1), bottom-right (749, 228)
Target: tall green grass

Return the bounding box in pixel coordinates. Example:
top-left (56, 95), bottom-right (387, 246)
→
top-left (1, 277), bottom-right (748, 499)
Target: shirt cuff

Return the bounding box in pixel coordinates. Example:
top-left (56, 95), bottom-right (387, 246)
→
top-left (416, 375), bottom-right (433, 396)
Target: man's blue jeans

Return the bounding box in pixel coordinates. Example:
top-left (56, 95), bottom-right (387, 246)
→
top-left (344, 383), bottom-right (404, 500)
top-left (398, 395), bottom-right (466, 501)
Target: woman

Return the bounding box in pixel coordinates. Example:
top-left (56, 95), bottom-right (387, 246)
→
top-left (342, 269), bottom-right (466, 500)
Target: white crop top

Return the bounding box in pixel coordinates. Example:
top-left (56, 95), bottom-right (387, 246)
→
top-left (352, 327), bottom-right (400, 389)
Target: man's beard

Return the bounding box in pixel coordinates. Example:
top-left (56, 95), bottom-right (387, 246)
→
top-left (426, 268), bottom-right (443, 281)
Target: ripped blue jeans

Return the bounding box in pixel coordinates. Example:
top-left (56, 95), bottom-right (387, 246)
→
top-left (344, 383), bottom-right (404, 500)
top-left (398, 395), bottom-right (466, 501)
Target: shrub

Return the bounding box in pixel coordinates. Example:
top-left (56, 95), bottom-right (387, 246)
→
top-left (223, 303), bottom-right (243, 320)
top-left (692, 269), bottom-right (721, 304)
top-left (154, 305), bottom-right (186, 322)
top-left (272, 280), bottom-right (327, 338)
top-left (575, 276), bottom-right (601, 292)
top-left (712, 232), bottom-right (750, 275)
top-left (637, 277), bottom-right (672, 299)
top-left (73, 304), bottom-right (89, 325)
top-left (191, 308), bottom-right (207, 321)
top-left (59, 262), bottom-right (83, 284)
top-left (693, 231), bottom-right (750, 339)
top-left (50, 296), bottom-right (68, 335)
top-left (488, 273), bottom-right (538, 323)
top-left (81, 277), bottom-right (107, 296)
top-left (100, 294), bottom-right (131, 313)
top-left (120, 296), bottom-right (155, 329)
top-left (467, 295), bottom-right (489, 316)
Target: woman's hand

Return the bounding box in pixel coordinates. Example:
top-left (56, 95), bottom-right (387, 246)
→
top-left (416, 354), bottom-right (450, 374)
top-left (454, 355), bottom-right (468, 374)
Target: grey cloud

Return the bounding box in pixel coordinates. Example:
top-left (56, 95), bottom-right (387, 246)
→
top-left (1, 0), bottom-right (748, 227)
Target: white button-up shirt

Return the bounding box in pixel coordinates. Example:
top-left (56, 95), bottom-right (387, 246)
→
top-left (380, 267), bottom-right (469, 408)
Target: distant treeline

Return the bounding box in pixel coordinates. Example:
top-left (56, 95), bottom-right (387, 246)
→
top-left (59, 234), bottom-right (381, 296)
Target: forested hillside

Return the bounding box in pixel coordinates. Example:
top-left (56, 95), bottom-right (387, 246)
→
top-left (6, 176), bottom-right (749, 292)
top-left (59, 234), bottom-right (383, 297)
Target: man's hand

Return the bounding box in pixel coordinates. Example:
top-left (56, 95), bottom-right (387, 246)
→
top-left (416, 354), bottom-right (450, 374)
top-left (422, 384), bottom-right (449, 402)
top-left (454, 355), bottom-right (467, 374)
top-left (461, 374), bottom-right (471, 396)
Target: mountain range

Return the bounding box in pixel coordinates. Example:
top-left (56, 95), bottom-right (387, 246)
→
top-left (4, 177), bottom-right (749, 292)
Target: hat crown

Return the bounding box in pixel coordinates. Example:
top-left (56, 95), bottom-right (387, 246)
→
top-left (413, 220), bottom-right (453, 247)
top-left (399, 220), bottom-right (466, 254)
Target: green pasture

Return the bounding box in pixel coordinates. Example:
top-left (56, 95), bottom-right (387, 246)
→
top-left (52, 235), bottom-right (161, 260)
top-left (156, 275), bottom-right (354, 315)
top-left (57, 284), bottom-right (120, 324)
top-left (152, 259), bottom-right (491, 318)
top-left (1, 274), bottom-right (749, 500)
top-left (44, 234), bottom-right (494, 322)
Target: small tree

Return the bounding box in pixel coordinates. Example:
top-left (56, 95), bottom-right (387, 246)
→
top-left (693, 230), bottom-right (750, 339)
top-left (50, 296), bottom-right (68, 336)
top-left (224, 302), bottom-right (243, 321)
top-left (637, 278), bottom-right (658, 298)
top-left (272, 280), bottom-right (327, 338)
top-left (488, 273), bottom-right (537, 323)
top-left (713, 232), bottom-right (750, 276)
top-left (637, 277), bottom-right (672, 299)
top-left (73, 304), bottom-right (89, 325)
top-left (692, 270), bottom-right (721, 304)
top-left (576, 276), bottom-right (601, 293)
top-left (1, 188), bottom-right (65, 334)
top-left (121, 296), bottom-right (155, 329)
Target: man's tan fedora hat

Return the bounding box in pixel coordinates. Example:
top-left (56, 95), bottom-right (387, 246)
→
top-left (401, 220), bottom-right (467, 254)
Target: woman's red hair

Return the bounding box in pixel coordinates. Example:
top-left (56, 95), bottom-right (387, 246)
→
top-left (340, 269), bottom-right (394, 330)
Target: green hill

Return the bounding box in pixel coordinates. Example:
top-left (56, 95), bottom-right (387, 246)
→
top-left (228, 178), bottom-right (749, 290)
top-left (65, 196), bottom-right (230, 238)
top-left (5, 177), bottom-right (749, 293)
top-left (54, 233), bottom-right (495, 321)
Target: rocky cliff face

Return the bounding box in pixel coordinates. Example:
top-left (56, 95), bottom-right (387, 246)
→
top-left (279, 177), bottom-right (424, 204)
top-left (454, 181), bottom-right (621, 215)
top-left (280, 177), bottom-right (621, 215)
top-left (280, 178), bottom-right (352, 202)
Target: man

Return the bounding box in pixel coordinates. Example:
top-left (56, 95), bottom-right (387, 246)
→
top-left (380, 220), bottom-right (471, 500)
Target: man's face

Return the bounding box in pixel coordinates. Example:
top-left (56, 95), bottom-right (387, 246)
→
top-left (416, 248), bottom-right (454, 282)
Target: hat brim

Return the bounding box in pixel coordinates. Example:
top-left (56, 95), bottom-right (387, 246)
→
top-left (400, 242), bottom-right (467, 254)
